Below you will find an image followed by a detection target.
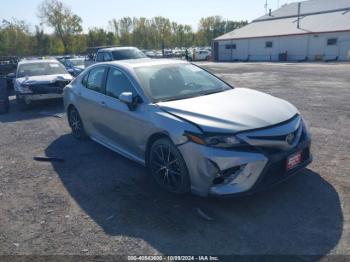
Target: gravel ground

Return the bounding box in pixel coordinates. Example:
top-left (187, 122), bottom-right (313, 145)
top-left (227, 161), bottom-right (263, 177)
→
top-left (0, 62), bottom-right (349, 258)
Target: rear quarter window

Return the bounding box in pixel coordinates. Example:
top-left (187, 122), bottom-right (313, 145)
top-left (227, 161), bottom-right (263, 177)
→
top-left (81, 72), bottom-right (89, 87)
top-left (85, 67), bottom-right (107, 93)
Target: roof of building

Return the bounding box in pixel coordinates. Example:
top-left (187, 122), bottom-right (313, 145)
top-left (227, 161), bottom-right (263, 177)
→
top-left (215, 0), bottom-right (350, 41)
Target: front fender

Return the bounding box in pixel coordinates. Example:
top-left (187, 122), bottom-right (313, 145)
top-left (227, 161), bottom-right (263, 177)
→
top-left (152, 107), bottom-right (200, 146)
top-left (63, 85), bottom-right (77, 112)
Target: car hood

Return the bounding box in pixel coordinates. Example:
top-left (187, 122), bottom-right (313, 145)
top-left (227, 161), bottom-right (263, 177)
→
top-left (17, 74), bottom-right (72, 85)
top-left (158, 88), bottom-right (298, 133)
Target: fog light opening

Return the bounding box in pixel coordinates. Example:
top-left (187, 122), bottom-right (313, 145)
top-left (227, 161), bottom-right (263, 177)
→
top-left (213, 165), bottom-right (245, 185)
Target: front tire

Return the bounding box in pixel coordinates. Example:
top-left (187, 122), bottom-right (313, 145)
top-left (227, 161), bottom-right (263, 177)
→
top-left (68, 106), bottom-right (87, 140)
top-left (149, 138), bottom-right (190, 194)
top-left (16, 95), bottom-right (30, 110)
top-left (0, 99), bottom-right (9, 114)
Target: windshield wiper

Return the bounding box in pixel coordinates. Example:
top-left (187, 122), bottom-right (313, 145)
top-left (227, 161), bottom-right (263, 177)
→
top-left (197, 89), bottom-right (226, 97)
top-left (159, 96), bottom-right (191, 102)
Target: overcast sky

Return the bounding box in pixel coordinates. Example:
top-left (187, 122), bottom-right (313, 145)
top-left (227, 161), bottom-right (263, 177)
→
top-left (0, 0), bottom-right (293, 32)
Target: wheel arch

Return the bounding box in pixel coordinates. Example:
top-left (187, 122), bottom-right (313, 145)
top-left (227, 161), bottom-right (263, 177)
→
top-left (145, 132), bottom-right (172, 167)
top-left (67, 104), bottom-right (76, 113)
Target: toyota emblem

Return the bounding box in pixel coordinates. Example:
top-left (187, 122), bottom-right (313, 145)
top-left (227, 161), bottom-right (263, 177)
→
top-left (286, 133), bottom-right (295, 145)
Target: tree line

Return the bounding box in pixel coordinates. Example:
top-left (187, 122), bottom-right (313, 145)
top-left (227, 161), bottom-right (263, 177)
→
top-left (0, 0), bottom-right (247, 56)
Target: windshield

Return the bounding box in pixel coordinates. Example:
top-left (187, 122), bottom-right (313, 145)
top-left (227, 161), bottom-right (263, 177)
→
top-left (134, 63), bottom-right (232, 102)
top-left (112, 49), bottom-right (147, 60)
top-left (69, 59), bottom-right (84, 66)
top-left (17, 62), bottom-right (68, 78)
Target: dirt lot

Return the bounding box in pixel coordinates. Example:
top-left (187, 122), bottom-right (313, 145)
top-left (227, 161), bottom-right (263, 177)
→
top-left (0, 62), bottom-right (349, 258)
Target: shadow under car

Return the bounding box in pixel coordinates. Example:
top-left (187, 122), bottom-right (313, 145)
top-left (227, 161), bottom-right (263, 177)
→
top-left (45, 134), bottom-right (343, 255)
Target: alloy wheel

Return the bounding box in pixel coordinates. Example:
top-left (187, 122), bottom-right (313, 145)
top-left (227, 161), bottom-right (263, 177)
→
top-left (150, 143), bottom-right (183, 192)
top-left (69, 108), bottom-right (83, 138)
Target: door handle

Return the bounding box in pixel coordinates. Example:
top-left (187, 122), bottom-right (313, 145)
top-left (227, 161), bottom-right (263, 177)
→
top-left (100, 101), bottom-right (106, 106)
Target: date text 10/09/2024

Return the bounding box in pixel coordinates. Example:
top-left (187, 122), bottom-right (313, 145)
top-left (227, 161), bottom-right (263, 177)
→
top-left (127, 256), bottom-right (220, 261)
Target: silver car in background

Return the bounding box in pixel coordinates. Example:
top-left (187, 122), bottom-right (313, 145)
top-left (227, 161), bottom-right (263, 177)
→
top-left (15, 59), bottom-right (72, 109)
top-left (64, 59), bottom-right (312, 197)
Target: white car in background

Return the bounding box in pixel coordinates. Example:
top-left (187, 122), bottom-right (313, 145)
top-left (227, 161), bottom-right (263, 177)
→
top-left (188, 49), bottom-right (211, 61)
top-left (155, 51), bottom-right (163, 58)
top-left (144, 51), bottom-right (156, 58)
top-left (14, 59), bottom-right (72, 109)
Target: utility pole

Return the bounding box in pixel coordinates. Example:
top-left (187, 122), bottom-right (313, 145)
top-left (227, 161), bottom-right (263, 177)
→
top-left (297, 2), bottom-right (301, 28)
top-left (265, 0), bottom-right (268, 14)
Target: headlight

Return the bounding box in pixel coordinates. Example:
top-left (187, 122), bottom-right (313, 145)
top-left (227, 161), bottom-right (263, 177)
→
top-left (301, 118), bottom-right (312, 138)
top-left (19, 84), bottom-right (32, 94)
top-left (185, 132), bottom-right (244, 148)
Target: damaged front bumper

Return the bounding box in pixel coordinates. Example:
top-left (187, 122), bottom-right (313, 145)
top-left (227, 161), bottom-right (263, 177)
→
top-left (16, 80), bottom-right (70, 102)
top-left (178, 131), bottom-right (312, 197)
top-left (18, 93), bottom-right (63, 103)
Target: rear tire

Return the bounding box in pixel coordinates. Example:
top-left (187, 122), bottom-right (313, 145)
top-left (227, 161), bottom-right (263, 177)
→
top-left (148, 138), bottom-right (190, 194)
top-left (68, 106), bottom-right (88, 140)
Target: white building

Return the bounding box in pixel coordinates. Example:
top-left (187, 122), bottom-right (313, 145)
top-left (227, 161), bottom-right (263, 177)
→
top-left (213, 0), bottom-right (350, 62)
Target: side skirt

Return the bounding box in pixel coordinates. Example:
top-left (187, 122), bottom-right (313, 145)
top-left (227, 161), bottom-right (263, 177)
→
top-left (90, 135), bottom-right (146, 166)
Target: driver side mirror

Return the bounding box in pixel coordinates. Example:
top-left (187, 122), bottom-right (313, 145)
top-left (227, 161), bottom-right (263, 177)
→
top-left (7, 73), bottom-right (15, 79)
top-left (119, 92), bottom-right (142, 111)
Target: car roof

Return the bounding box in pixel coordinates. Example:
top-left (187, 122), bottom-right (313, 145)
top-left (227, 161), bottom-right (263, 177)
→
top-left (97, 47), bottom-right (139, 52)
top-left (67, 57), bottom-right (84, 60)
top-left (18, 59), bottom-right (60, 65)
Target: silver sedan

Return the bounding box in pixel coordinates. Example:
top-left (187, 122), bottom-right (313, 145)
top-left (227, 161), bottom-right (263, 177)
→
top-left (64, 59), bottom-right (312, 197)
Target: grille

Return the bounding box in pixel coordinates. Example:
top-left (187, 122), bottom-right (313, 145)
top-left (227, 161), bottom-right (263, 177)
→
top-left (237, 115), bottom-right (303, 154)
top-left (256, 124), bottom-right (307, 155)
top-left (248, 126), bottom-right (300, 142)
